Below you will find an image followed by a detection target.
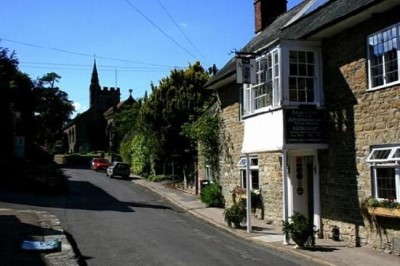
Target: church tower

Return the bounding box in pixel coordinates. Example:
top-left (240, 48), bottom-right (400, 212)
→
top-left (88, 60), bottom-right (120, 112)
top-left (89, 59), bottom-right (101, 108)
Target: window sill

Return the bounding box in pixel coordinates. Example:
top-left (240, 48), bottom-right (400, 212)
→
top-left (367, 81), bottom-right (400, 92)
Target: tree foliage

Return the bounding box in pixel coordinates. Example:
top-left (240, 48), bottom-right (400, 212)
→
top-left (134, 61), bottom-right (213, 177)
top-left (0, 47), bottom-right (75, 157)
top-left (182, 112), bottom-right (220, 176)
top-left (0, 47), bottom-right (28, 158)
top-left (32, 73), bottom-right (75, 150)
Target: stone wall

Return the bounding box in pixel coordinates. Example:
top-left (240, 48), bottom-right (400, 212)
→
top-left (258, 152), bottom-right (283, 223)
top-left (216, 83), bottom-right (284, 222)
top-left (322, 7), bottom-right (400, 250)
top-left (216, 83), bottom-right (244, 205)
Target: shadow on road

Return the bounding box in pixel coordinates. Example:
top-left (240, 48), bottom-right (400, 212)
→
top-left (0, 215), bottom-right (47, 265)
top-left (0, 180), bottom-right (171, 213)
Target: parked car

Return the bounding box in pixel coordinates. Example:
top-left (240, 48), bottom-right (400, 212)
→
top-left (91, 158), bottom-right (110, 171)
top-left (106, 162), bottom-right (131, 179)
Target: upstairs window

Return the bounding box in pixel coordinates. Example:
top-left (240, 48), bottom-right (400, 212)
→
top-left (289, 50), bottom-right (316, 103)
top-left (368, 23), bottom-right (400, 90)
top-left (241, 43), bottom-right (322, 116)
top-left (243, 49), bottom-right (280, 115)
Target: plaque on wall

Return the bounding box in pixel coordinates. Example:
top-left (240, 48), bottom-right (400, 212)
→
top-left (285, 109), bottom-right (327, 144)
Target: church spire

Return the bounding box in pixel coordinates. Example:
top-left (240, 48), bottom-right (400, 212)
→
top-left (90, 59), bottom-right (100, 89)
top-left (89, 59), bottom-right (101, 107)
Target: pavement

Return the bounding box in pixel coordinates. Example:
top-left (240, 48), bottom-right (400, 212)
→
top-left (0, 208), bottom-right (78, 265)
top-left (1, 177), bottom-right (399, 266)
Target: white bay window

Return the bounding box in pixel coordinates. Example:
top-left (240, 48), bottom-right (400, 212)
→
top-left (242, 43), bottom-right (321, 116)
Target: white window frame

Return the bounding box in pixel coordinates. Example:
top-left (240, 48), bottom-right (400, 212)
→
top-left (366, 146), bottom-right (400, 164)
top-left (367, 23), bottom-right (400, 90)
top-left (367, 145), bottom-right (400, 201)
top-left (242, 48), bottom-right (281, 116)
top-left (288, 49), bottom-right (318, 104)
top-left (241, 42), bottom-right (323, 116)
top-left (238, 157), bottom-right (259, 190)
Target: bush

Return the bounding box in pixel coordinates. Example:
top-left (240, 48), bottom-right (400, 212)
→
top-left (148, 174), bottom-right (170, 182)
top-left (200, 182), bottom-right (224, 208)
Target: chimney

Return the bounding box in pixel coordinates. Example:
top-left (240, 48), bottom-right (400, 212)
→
top-left (254, 0), bottom-right (287, 34)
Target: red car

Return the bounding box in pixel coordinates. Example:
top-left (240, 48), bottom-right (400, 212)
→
top-left (91, 158), bottom-right (110, 171)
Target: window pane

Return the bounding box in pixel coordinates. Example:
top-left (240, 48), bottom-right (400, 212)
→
top-left (288, 50), bottom-right (316, 103)
top-left (290, 63), bottom-right (298, 75)
top-left (289, 51), bottom-right (297, 63)
top-left (299, 64), bottom-right (307, 76)
top-left (251, 170), bottom-right (259, 189)
top-left (241, 170), bottom-right (247, 188)
top-left (307, 52), bottom-right (314, 63)
top-left (298, 51), bottom-right (306, 63)
top-left (244, 49), bottom-right (280, 114)
top-left (376, 168), bottom-right (397, 199)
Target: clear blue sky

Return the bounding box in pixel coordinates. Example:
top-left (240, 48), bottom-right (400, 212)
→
top-left (1, 0), bottom-right (301, 116)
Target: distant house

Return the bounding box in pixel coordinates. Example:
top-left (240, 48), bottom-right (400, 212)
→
top-left (205, 0), bottom-right (400, 252)
top-left (63, 60), bottom-right (135, 154)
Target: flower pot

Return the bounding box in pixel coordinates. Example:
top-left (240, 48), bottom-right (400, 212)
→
top-left (368, 207), bottom-right (400, 218)
top-left (290, 231), bottom-right (309, 248)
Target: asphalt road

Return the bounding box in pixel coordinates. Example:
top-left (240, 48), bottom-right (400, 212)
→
top-left (0, 168), bottom-right (319, 266)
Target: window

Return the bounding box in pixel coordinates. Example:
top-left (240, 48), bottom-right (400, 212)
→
top-left (238, 157), bottom-right (259, 189)
top-left (241, 43), bottom-right (323, 115)
top-left (289, 50), bottom-right (316, 103)
top-left (367, 145), bottom-right (400, 201)
top-left (243, 49), bottom-right (280, 115)
top-left (368, 23), bottom-right (400, 90)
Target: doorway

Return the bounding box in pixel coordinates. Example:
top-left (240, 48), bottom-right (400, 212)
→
top-left (287, 152), bottom-right (320, 232)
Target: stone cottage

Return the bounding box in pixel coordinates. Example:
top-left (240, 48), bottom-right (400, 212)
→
top-left (204, 0), bottom-right (400, 252)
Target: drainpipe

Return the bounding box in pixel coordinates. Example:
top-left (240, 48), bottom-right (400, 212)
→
top-left (282, 150), bottom-right (289, 244)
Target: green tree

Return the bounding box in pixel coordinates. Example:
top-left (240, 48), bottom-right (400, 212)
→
top-left (0, 47), bottom-right (35, 159)
top-left (32, 73), bottom-right (75, 151)
top-left (137, 61), bottom-right (212, 178)
top-left (112, 100), bottom-right (142, 162)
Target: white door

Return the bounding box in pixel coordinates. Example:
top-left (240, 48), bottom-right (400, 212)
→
top-left (286, 152), bottom-right (321, 233)
top-left (289, 156), bottom-right (310, 216)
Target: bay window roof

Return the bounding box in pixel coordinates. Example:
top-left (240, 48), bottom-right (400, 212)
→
top-left (366, 146), bottom-right (400, 164)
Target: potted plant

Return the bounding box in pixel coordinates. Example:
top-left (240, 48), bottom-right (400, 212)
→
top-left (282, 212), bottom-right (314, 248)
top-left (224, 187), bottom-right (246, 228)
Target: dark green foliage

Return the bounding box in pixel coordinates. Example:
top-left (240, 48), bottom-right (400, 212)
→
top-left (0, 47), bottom-right (34, 159)
top-left (148, 175), bottom-right (171, 182)
top-left (134, 62), bottom-right (212, 176)
top-left (224, 200), bottom-right (246, 228)
top-left (282, 212), bottom-right (313, 248)
top-left (200, 182), bottom-right (224, 208)
top-left (182, 113), bottom-right (220, 178)
top-left (367, 196), bottom-right (400, 209)
top-left (224, 189), bottom-right (246, 228)
top-left (33, 73), bottom-right (75, 150)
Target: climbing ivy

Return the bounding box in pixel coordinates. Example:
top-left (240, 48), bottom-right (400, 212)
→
top-left (182, 112), bottom-right (220, 178)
